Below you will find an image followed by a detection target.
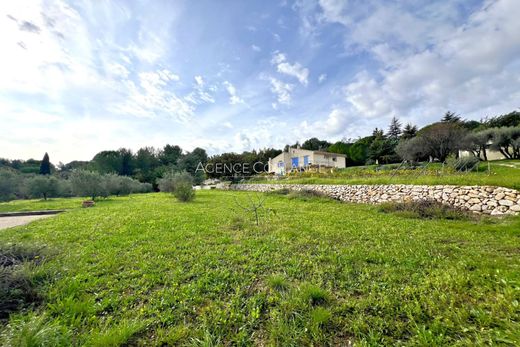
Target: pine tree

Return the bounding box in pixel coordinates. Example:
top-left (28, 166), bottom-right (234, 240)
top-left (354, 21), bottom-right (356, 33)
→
top-left (387, 116), bottom-right (402, 139)
top-left (441, 111), bottom-right (461, 123)
top-left (401, 123), bottom-right (418, 139)
top-left (39, 152), bottom-right (51, 175)
top-left (372, 128), bottom-right (384, 139)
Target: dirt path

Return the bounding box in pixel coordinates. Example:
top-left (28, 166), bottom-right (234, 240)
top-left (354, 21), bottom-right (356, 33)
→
top-left (0, 215), bottom-right (55, 230)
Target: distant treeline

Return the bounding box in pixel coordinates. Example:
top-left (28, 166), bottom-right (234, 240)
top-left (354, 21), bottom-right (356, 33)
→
top-left (1, 110), bottom-right (519, 195)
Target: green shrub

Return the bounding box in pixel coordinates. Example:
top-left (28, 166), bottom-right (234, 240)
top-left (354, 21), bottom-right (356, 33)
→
top-left (287, 189), bottom-right (330, 201)
top-left (379, 200), bottom-right (475, 220)
top-left (159, 171), bottom-right (195, 202)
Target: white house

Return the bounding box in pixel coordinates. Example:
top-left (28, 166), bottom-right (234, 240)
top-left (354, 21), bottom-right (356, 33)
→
top-left (268, 147), bottom-right (347, 175)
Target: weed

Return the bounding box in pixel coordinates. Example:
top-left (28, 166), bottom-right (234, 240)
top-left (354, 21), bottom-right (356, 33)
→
top-left (267, 275), bottom-right (289, 291)
top-left (379, 200), bottom-right (476, 220)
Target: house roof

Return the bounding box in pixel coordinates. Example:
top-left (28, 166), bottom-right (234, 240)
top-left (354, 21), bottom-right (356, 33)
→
top-left (313, 151), bottom-right (347, 157)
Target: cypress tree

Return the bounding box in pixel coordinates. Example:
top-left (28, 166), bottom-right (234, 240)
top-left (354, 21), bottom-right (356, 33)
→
top-left (39, 152), bottom-right (51, 175)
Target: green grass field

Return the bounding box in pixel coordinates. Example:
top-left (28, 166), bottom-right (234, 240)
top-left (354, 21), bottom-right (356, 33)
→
top-left (252, 160), bottom-right (520, 190)
top-left (1, 191), bottom-right (519, 346)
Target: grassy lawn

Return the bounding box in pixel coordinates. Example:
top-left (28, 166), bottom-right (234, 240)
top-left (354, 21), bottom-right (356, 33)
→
top-left (252, 160), bottom-right (520, 190)
top-left (1, 191), bottom-right (519, 345)
top-left (0, 195), bottom-right (150, 213)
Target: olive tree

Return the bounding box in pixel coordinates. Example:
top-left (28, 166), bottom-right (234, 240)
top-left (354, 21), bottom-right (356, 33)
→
top-left (489, 127), bottom-right (520, 159)
top-left (70, 170), bottom-right (107, 200)
top-left (26, 175), bottom-right (59, 200)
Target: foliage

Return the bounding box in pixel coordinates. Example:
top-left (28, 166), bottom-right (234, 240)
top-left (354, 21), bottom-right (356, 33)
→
top-left (403, 122), bottom-right (468, 162)
top-left (401, 123), bottom-right (418, 139)
top-left (159, 171), bottom-right (195, 202)
top-left (387, 116), bottom-right (402, 139)
top-left (39, 153), bottom-right (51, 175)
top-left (0, 169), bottom-right (23, 202)
top-left (1, 191), bottom-right (519, 345)
top-left (379, 200), bottom-right (475, 220)
top-left (446, 154), bottom-right (480, 172)
top-left (489, 126), bottom-right (520, 159)
top-left (483, 110), bottom-right (520, 128)
top-left (69, 170), bottom-right (106, 200)
top-left (461, 129), bottom-right (493, 160)
top-left (27, 176), bottom-right (59, 200)
top-left (300, 137), bottom-right (331, 151)
top-left (441, 111), bottom-right (462, 123)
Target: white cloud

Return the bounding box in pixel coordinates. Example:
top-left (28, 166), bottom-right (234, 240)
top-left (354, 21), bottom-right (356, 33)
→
top-left (194, 75), bottom-right (204, 86)
top-left (251, 44), bottom-right (261, 52)
top-left (271, 52), bottom-right (309, 86)
top-left (318, 73), bottom-right (327, 83)
top-left (324, 0), bottom-right (520, 123)
top-left (222, 81), bottom-right (244, 105)
top-left (111, 69), bottom-right (192, 122)
top-left (268, 77), bottom-right (294, 105)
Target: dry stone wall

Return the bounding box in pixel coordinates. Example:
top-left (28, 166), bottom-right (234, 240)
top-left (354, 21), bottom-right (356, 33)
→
top-left (229, 184), bottom-right (520, 216)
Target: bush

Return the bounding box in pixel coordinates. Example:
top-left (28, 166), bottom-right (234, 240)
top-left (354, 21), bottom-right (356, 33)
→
top-left (446, 154), bottom-right (480, 172)
top-left (70, 170), bottom-right (107, 200)
top-left (0, 169), bottom-right (23, 202)
top-left (26, 176), bottom-right (59, 200)
top-left (379, 200), bottom-right (475, 220)
top-left (288, 189), bottom-right (330, 201)
top-left (159, 171), bottom-right (195, 202)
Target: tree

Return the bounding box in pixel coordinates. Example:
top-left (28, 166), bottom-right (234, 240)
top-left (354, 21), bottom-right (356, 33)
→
top-left (489, 127), bottom-right (520, 159)
top-left (27, 176), bottom-right (59, 200)
top-left (91, 150), bottom-right (122, 174)
top-left (396, 137), bottom-right (428, 162)
top-left (483, 110), bottom-right (520, 128)
top-left (401, 123), bottom-right (418, 139)
top-left (301, 138), bottom-right (331, 151)
top-left (372, 128), bottom-right (384, 138)
top-left (159, 144), bottom-right (183, 167)
top-left (387, 117), bottom-right (402, 139)
top-left (134, 147), bottom-right (160, 184)
top-left (178, 147), bottom-right (208, 184)
top-left (441, 111), bottom-right (462, 123)
top-left (70, 170), bottom-right (107, 200)
top-left (118, 148), bottom-right (134, 176)
top-left (414, 122), bottom-right (467, 162)
top-left (461, 130), bottom-right (493, 160)
top-left (39, 153), bottom-right (51, 175)
top-left (0, 169), bottom-right (22, 201)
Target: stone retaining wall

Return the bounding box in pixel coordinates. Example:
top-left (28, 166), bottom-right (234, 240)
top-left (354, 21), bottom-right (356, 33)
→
top-left (229, 184), bottom-right (520, 216)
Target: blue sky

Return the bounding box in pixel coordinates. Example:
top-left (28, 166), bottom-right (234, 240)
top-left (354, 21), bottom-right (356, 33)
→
top-left (1, 0), bottom-right (519, 163)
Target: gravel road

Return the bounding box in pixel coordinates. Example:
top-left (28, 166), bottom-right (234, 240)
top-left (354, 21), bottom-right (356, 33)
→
top-left (0, 215), bottom-right (55, 230)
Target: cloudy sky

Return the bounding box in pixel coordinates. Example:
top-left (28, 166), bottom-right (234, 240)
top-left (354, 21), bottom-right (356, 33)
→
top-left (1, 0), bottom-right (519, 163)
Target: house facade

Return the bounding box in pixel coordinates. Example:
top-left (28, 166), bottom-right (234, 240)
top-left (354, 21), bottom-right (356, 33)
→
top-left (268, 147), bottom-right (347, 175)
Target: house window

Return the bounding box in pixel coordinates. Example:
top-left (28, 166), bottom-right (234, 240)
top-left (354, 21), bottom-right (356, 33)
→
top-left (303, 155), bottom-right (309, 166)
top-left (277, 161), bottom-right (284, 167)
top-left (332, 157), bottom-right (337, 162)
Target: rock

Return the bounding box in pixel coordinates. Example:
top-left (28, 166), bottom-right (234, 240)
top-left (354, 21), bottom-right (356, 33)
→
top-left (469, 204), bottom-right (482, 211)
top-left (490, 208), bottom-right (505, 216)
top-left (510, 205), bottom-right (520, 212)
top-left (467, 198), bottom-right (481, 204)
top-left (499, 199), bottom-right (514, 206)
top-left (495, 193), bottom-right (505, 200)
